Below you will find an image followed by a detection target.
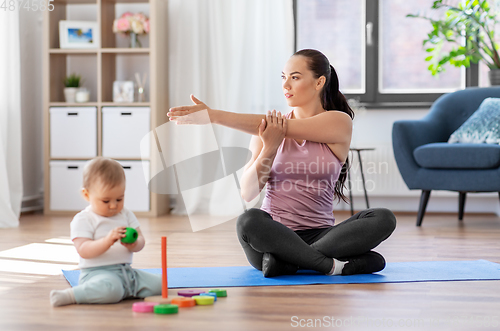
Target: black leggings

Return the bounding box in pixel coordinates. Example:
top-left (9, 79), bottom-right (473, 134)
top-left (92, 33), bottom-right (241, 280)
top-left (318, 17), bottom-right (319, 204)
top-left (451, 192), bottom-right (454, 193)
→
top-left (236, 208), bottom-right (397, 274)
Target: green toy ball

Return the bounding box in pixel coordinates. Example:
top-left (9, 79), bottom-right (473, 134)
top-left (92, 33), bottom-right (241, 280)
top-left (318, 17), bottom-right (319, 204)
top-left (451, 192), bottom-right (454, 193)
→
top-left (121, 227), bottom-right (138, 244)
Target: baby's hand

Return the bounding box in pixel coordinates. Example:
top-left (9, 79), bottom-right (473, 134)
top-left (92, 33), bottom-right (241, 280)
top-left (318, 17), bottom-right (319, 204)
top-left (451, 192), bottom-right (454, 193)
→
top-left (105, 226), bottom-right (127, 245)
top-left (120, 241), bottom-right (138, 251)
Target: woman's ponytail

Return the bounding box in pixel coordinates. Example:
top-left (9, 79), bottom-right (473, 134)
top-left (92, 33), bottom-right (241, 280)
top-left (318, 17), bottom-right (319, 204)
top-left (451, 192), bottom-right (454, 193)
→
top-left (324, 65), bottom-right (353, 117)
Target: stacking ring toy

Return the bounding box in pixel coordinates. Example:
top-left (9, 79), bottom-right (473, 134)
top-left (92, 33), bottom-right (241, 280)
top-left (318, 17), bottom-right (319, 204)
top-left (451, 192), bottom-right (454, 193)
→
top-left (154, 304), bottom-right (179, 314)
top-left (177, 290), bottom-right (205, 297)
top-left (171, 297), bottom-right (196, 307)
top-left (208, 289), bottom-right (227, 297)
top-left (132, 302), bottom-right (157, 313)
top-left (200, 293), bottom-right (217, 301)
top-left (192, 295), bottom-right (214, 305)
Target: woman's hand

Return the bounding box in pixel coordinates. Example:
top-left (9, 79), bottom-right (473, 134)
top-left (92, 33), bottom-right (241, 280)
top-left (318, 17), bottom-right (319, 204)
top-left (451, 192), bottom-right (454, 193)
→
top-left (259, 110), bottom-right (287, 152)
top-left (167, 94), bottom-right (212, 125)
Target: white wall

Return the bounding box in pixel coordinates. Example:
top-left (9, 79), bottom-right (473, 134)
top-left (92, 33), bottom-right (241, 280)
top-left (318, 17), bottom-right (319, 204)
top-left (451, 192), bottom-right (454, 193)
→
top-left (19, 10), bottom-right (44, 211)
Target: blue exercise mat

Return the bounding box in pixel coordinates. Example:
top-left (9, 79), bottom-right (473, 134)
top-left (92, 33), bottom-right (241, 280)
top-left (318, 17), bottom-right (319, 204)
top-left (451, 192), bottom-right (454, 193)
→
top-left (62, 260), bottom-right (500, 288)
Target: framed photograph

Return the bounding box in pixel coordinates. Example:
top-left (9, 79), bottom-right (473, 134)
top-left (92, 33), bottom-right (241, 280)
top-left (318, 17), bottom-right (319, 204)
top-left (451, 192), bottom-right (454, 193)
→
top-left (59, 21), bottom-right (100, 49)
top-left (113, 81), bottom-right (135, 103)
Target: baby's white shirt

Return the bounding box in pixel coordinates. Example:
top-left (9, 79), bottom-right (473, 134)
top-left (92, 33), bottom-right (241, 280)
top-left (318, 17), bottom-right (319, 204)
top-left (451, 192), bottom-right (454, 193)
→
top-left (70, 206), bottom-right (140, 269)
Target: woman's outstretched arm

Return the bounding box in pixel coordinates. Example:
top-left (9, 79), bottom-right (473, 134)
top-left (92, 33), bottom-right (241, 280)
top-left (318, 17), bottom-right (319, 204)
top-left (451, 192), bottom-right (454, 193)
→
top-left (168, 95), bottom-right (265, 135)
top-left (167, 95), bottom-right (352, 145)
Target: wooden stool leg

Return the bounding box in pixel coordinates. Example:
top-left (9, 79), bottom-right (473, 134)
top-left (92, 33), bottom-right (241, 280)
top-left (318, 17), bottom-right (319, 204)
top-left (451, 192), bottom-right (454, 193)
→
top-left (347, 168), bottom-right (354, 216)
top-left (357, 150), bottom-right (370, 209)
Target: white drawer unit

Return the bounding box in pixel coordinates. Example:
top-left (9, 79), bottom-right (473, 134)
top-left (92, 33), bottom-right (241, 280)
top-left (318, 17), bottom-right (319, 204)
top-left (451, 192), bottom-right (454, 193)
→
top-left (50, 107), bottom-right (97, 158)
top-left (118, 160), bottom-right (150, 212)
top-left (102, 107), bottom-right (151, 158)
top-left (50, 160), bottom-right (89, 211)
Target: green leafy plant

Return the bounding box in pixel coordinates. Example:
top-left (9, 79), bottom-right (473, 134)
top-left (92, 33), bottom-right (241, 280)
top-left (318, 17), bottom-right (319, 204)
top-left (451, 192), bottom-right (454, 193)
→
top-left (63, 73), bottom-right (81, 88)
top-left (407, 0), bottom-right (500, 75)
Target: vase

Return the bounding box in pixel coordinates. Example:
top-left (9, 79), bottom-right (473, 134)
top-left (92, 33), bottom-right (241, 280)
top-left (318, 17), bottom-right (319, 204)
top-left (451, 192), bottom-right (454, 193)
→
top-left (488, 69), bottom-right (500, 86)
top-left (75, 88), bottom-right (90, 103)
top-left (129, 32), bottom-right (142, 48)
top-left (137, 87), bottom-right (145, 102)
top-left (64, 87), bottom-right (78, 103)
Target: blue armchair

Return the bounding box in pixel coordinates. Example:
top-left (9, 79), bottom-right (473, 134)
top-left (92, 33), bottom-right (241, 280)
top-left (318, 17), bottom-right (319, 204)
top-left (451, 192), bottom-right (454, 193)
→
top-left (392, 87), bottom-right (500, 226)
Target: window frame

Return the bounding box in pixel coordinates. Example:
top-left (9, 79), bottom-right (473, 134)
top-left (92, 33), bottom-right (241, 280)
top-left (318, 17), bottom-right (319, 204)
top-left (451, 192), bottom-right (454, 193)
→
top-left (293, 0), bottom-right (480, 109)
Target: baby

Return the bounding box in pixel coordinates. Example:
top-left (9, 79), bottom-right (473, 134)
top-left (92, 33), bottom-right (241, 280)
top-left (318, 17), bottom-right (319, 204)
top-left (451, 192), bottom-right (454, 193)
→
top-left (50, 157), bottom-right (161, 306)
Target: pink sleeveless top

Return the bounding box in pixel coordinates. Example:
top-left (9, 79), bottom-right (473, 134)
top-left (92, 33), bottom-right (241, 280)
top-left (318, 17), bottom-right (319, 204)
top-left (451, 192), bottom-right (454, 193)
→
top-left (260, 110), bottom-right (343, 230)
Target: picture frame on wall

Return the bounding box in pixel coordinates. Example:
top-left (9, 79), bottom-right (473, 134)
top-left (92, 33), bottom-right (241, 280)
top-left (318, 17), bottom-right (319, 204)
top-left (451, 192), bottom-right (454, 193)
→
top-left (113, 81), bottom-right (135, 103)
top-left (59, 21), bottom-right (100, 49)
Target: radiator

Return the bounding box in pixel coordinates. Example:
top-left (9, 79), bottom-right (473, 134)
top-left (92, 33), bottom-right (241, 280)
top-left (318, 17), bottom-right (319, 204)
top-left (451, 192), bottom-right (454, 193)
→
top-left (346, 144), bottom-right (417, 197)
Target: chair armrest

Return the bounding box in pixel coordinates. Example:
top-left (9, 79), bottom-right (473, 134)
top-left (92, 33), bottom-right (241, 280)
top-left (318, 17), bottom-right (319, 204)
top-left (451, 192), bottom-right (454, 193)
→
top-left (392, 119), bottom-right (442, 189)
top-left (393, 119), bottom-right (444, 152)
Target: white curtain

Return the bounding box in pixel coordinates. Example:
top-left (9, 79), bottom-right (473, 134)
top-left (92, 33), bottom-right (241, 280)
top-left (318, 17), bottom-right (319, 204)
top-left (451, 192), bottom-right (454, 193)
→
top-left (0, 11), bottom-right (23, 227)
top-left (167, 0), bottom-right (294, 217)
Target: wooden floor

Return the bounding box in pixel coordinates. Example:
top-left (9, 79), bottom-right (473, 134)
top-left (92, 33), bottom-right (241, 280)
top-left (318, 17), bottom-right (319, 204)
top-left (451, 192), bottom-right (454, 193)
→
top-left (1, 210), bottom-right (500, 331)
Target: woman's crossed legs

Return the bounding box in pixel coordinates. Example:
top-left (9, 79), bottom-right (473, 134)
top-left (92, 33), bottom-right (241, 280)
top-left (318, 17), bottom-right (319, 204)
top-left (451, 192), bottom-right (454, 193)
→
top-left (236, 208), bottom-right (396, 275)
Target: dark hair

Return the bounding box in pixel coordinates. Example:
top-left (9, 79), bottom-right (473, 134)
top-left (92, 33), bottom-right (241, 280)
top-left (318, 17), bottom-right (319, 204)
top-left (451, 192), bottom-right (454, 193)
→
top-left (293, 49), bottom-right (354, 203)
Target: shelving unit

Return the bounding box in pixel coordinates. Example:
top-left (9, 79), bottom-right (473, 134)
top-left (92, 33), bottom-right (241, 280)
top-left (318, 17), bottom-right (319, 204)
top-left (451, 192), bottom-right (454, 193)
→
top-left (43, 0), bottom-right (170, 216)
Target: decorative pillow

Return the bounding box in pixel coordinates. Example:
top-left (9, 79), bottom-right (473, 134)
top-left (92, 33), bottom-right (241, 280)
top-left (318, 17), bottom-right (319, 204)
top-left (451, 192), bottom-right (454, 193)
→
top-left (448, 97), bottom-right (500, 144)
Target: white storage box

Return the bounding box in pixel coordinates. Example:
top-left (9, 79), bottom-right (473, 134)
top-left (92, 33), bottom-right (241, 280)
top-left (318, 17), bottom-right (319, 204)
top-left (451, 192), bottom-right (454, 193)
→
top-left (50, 160), bottom-right (150, 212)
top-left (50, 107), bottom-right (97, 158)
top-left (102, 107), bottom-right (151, 158)
top-left (118, 160), bottom-right (150, 212)
top-left (50, 161), bottom-right (89, 211)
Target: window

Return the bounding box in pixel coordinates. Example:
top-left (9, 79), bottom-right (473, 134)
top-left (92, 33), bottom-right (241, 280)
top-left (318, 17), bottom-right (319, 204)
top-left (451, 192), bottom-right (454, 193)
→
top-left (479, 18), bottom-right (500, 87)
top-left (295, 0), bottom-right (482, 107)
top-left (296, 0), bottom-right (365, 94)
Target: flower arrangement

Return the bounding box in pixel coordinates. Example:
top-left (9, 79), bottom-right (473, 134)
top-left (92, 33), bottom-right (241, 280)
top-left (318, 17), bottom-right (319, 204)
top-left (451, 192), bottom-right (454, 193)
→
top-left (113, 12), bottom-right (150, 35)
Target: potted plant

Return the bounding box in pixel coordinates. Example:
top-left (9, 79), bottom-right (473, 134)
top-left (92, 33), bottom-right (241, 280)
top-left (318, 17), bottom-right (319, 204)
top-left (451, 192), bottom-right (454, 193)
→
top-left (113, 12), bottom-right (150, 48)
top-left (63, 73), bottom-right (81, 103)
top-left (407, 0), bottom-right (500, 85)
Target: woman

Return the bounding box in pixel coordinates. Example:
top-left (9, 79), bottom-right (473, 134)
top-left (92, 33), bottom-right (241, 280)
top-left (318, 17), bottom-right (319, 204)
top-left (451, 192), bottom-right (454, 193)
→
top-left (168, 49), bottom-right (396, 277)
